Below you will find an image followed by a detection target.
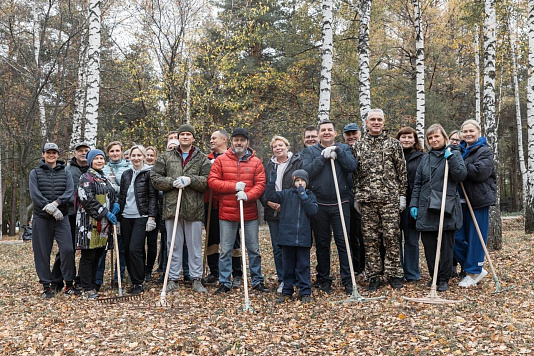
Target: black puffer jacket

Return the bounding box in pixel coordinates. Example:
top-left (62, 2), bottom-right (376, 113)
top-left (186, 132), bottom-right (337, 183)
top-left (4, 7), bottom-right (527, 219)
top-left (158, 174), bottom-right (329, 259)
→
top-left (459, 138), bottom-right (497, 209)
top-left (29, 160), bottom-right (73, 218)
top-left (67, 157), bottom-right (88, 215)
top-left (260, 153), bottom-right (302, 221)
top-left (118, 167), bottom-right (158, 217)
top-left (410, 145), bottom-right (467, 231)
top-left (400, 149), bottom-right (425, 230)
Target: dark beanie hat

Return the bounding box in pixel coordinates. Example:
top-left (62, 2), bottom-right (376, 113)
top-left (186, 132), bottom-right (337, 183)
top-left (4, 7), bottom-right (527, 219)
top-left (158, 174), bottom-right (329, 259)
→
top-left (86, 149), bottom-right (106, 168)
top-left (177, 124), bottom-right (196, 138)
top-left (292, 169), bottom-right (309, 186)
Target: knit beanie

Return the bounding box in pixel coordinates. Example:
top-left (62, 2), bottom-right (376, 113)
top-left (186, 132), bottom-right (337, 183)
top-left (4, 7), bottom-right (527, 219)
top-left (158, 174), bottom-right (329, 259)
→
top-left (177, 124), bottom-right (196, 138)
top-left (292, 169), bottom-right (309, 186)
top-left (86, 149), bottom-right (106, 169)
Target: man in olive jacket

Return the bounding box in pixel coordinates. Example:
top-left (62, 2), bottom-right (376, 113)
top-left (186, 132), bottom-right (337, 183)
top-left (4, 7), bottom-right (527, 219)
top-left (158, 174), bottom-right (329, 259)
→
top-left (151, 124), bottom-right (211, 294)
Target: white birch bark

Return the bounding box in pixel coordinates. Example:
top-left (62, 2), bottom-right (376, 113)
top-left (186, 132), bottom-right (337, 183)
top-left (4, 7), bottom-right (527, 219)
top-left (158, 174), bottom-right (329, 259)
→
top-left (318, 0), bottom-right (333, 123)
top-left (525, 0), bottom-right (534, 233)
top-left (475, 25), bottom-right (481, 125)
top-left (510, 23), bottom-right (527, 210)
top-left (84, 0), bottom-right (101, 147)
top-left (483, 0), bottom-right (501, 247)
top-left (33, 6), bottom-right (47, 139)
top-left (358, 0), bottom-right (372, 125)
top-left (71, 45), bottom-right (88, 149)
top-left (414, 0), bottom-right (425, 146)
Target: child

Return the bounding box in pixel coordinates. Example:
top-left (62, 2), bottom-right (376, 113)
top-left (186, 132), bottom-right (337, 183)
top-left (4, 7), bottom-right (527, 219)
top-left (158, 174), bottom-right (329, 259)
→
top-left (265, 169), bottom-right (318, 303)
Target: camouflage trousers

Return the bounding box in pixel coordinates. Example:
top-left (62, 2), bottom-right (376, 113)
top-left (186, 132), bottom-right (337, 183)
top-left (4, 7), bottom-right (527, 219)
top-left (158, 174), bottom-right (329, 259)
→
top-left (361, 201), bottom-right (404, 279)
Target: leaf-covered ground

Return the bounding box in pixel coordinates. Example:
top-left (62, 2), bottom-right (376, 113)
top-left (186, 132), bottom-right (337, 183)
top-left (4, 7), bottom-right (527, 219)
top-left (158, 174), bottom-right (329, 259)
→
top-left (0, 218), bottom-right (532, 355)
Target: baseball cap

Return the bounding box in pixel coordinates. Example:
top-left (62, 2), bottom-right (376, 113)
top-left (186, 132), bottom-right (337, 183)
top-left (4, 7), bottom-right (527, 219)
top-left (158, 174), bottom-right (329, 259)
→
top-left (343, 123), bottom-right (360, 133)
top-left (75, 142), bottom-right (90, 150)
top-left (231, 128), bottom-right (249, 140)
top-left (42, 143), bottom-right (59, 152)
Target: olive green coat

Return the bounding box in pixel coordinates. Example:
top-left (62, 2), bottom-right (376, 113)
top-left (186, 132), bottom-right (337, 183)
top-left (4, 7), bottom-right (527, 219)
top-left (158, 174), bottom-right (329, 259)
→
top-left (150, 146), bottom-right (211, 221)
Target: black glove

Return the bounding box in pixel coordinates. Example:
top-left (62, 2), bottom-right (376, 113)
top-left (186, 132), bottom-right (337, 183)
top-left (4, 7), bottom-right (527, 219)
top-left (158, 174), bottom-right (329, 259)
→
top-left (269, 168), bottom-right (277, 184)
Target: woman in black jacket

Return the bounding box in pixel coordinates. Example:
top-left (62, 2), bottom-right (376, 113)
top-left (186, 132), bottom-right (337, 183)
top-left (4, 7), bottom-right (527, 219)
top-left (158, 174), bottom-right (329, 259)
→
top-left (260, 135), bottom-right (302, 292)
top-left (409, 124), bottom-right (467, 291)
top-left (118, 145), bottom-right (158, 294)
top-left (396, 127), bottom-right (425, 282)
top-left (454, 120), bottom-right (497, 288)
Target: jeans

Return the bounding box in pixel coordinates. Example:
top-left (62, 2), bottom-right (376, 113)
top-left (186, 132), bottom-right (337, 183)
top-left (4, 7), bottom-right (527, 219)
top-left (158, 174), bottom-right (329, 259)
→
top-left (267, 220), bottom-right (283, 282)
top-left (310, 203), bottom-right (352, 286)
top-left (454, 204), bottom-right (489, 274)
top-left (399, 227), bottom-right (420, 281)
top-left (219, 219), bottom-right (263, 288)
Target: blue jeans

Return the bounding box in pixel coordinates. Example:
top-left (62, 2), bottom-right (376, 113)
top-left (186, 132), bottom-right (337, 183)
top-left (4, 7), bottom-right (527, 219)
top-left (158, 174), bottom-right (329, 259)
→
top-left (267, 220), bottom-right (283, 283)
top-left (454, 204), bottom-right (489, 274)
top-left (399, 227), bottom-right (420, 281)
top-left (219, 219), bottom-right (263, 288)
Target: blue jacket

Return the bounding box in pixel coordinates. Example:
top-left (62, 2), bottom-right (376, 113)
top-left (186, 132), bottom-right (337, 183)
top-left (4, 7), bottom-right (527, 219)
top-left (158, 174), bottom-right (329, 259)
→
top-left (301, 143), bottom-right (357, 204)
top-left (265, 181), bottom-right (318, 247)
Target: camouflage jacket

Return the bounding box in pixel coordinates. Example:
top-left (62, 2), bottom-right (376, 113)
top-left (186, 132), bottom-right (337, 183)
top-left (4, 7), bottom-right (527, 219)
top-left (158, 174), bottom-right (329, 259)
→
top-left (150, 146), bottom-right (211, 221)
top-left (352, 131), bottom-right (408, 203)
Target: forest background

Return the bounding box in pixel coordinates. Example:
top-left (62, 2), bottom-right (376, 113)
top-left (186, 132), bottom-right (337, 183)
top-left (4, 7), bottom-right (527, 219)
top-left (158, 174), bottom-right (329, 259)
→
top-left (0, 0), bottom-right (531, 239)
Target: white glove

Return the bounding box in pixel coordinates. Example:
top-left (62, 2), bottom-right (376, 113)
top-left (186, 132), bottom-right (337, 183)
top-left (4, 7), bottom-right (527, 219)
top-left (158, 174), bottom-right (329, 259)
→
top-left (173, 176), bottom-right (191, 188)
top-left (52, 209), bottom-right (64, 221)
top-left (235, 181), bottom-right (246, 192)
top-left (43, 201), bottom-right (59, 214)
top-left (354, 201), bottom-right (361, 214)
top-left (399, 196), bottom-right (407, 211)
top-left (321, 146), bottom-right (337, 160)
top-left (210, 159), bottom-right (215, 164)
top-left (236, 191), bottom-right (248, 201)
top-left (146, 219), bottom-right (157, 232)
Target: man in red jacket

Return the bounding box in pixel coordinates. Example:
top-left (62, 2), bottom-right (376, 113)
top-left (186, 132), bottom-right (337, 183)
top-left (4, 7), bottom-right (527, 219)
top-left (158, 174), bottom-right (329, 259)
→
top-left (208, 128), bottom-right (269, 294)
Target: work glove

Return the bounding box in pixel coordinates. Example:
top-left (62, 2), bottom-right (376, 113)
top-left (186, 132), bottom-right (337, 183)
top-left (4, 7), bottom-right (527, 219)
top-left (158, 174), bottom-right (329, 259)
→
top-left (173, 176), bottom-right (191, 189)
top-left (444, 149), bottom-right (453, 160)
top-left (236, 191), bottom-right (248, 201)
top-left (210, 159), bottom-right (216, 164)
top-left (410, 207), bottom-right (418, 220)
top-left (146, 219), bottom-right (157, 232)
top-left (106, 212), bottom-right (118, 225)
top-left (269, 169), bottom-right (277, 184)
top-left (297, 185), bottom-right (308, 200)
top-left (43, 201), bottom-right (59, 215)
top-left (354, 201), bottom-right (361, 214)
top-left (321, 146), bottom-right (337, 160)
top-left (235, 181), bottom-right (246, 192)
top-left (52, 209), bottom-right (64, 221)
top-left (399, 196), bottom-right (407, 211)
top-left (111, 203), bottom-right (120, 215)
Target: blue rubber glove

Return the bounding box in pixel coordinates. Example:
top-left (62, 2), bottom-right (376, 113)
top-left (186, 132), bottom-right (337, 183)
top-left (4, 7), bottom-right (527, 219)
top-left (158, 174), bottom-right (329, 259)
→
top-left (297, 185), bottom-right (308, 200)
top-left (111, 203), bottom-right (120, 215)
top-left (106, 212), bottom-right (118, 225)
top-left (410, 207), bottom-right (418, 220)
top-left (269, 169), bottom-right (277, 184)
top-left (444, 149), bottom-right (453, 160)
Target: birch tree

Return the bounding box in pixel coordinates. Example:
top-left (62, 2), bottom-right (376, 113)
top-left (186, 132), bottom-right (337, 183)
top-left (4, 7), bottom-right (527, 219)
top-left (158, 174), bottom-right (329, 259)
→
top-left (358, 0), bottom-right (371, 125)
top-left (525, 0), bottom-right (534, 233)
top-left (414, 0), bottom-right (425, 145)
top-left (84, 0), bottom-right (101, 147)
top-left (71, 40), bottom-right (88, 149)
top-left (318, 0), bottom-right (333, 122)
top-left (475, 24), bottom-right (481, 125)
top-left (483, 0), bottom-right (501, 249)
top-left (33, 5), bottom-right (47, 139)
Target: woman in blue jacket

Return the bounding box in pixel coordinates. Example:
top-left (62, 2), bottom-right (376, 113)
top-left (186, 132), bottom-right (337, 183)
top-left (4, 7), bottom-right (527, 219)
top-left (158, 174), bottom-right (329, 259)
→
top-left (454, 120), bottom-right (497, 288)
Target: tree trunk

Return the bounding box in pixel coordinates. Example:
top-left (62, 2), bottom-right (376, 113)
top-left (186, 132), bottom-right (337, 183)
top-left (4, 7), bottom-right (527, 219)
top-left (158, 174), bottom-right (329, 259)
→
top-left (84, 0), bottom-right (101, 147)
top-left (33, 6), bottom-right (47, 140)
top-left (9, 160), bottom-right (17, 237)
top-left (71, 45), bottom-right (88, 148)
top-left (483, 0), bottom-right (501, 250)
top-left (525, 0), bottom-right (534, 233)
top-left (318, 0), bottom-right (333, 123)
top-left (358, 0), bottom-right (372, 125)
top-left (414, 0), bottom-right (425, 146)
top-left (475, 25), bottom-right (481, 125)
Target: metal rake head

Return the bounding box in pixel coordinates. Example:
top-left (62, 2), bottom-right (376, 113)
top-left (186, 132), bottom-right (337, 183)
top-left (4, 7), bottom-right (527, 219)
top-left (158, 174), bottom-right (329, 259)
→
top-left (97, 294), bottom-right (143, 304)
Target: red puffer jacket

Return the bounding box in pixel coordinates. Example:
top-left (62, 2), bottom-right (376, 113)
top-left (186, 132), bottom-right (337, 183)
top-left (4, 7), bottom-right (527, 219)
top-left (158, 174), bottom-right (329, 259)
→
top-left (208, 147), bottom-right (266, 221)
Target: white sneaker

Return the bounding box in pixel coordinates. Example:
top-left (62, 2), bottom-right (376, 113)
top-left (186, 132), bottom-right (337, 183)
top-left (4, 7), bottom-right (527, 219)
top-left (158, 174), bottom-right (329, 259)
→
top-left (473, 268), bottom-right (488, 284)
top-left (458, 275), bottom-right (476, 288)
top-left (192, 279), bottom-right (207, 293)
top-left (277, 282), bottom-right (284, 294)
top-left (166, 280), bottom-right (179, 293)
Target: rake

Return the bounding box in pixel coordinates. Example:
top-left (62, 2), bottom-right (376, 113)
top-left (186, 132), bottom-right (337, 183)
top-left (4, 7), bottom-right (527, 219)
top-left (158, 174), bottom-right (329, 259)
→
top-left (404, 157), bottom-right (463, 304)
top-left (202, 190), bottom-right (213, 280)
top-left (459, 182), bottom-right (513, 294)
top-left (239, 199), bottom-right (254, 313)
top-left (98, 225), bottom-right (142, 304)
top-left (329, 159), bottom-right (384, 304)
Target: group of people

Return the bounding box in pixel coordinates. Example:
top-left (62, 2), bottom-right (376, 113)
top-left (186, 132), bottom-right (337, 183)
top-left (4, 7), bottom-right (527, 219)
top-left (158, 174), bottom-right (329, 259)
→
top-left (29, 108), bottom-right (496, 303)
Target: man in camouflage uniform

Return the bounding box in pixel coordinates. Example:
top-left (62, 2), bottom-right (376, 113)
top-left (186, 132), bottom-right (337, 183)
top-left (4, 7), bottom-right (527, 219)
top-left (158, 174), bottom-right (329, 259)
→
top-left (352, 109), bottom-right (408, 291)
top-left (151, 124), bottom-right (211, 294)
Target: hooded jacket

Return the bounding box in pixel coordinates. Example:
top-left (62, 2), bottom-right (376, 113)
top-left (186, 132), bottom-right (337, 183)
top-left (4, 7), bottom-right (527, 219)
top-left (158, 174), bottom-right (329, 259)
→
top-left (208, 147), bottom-right (266, 222)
